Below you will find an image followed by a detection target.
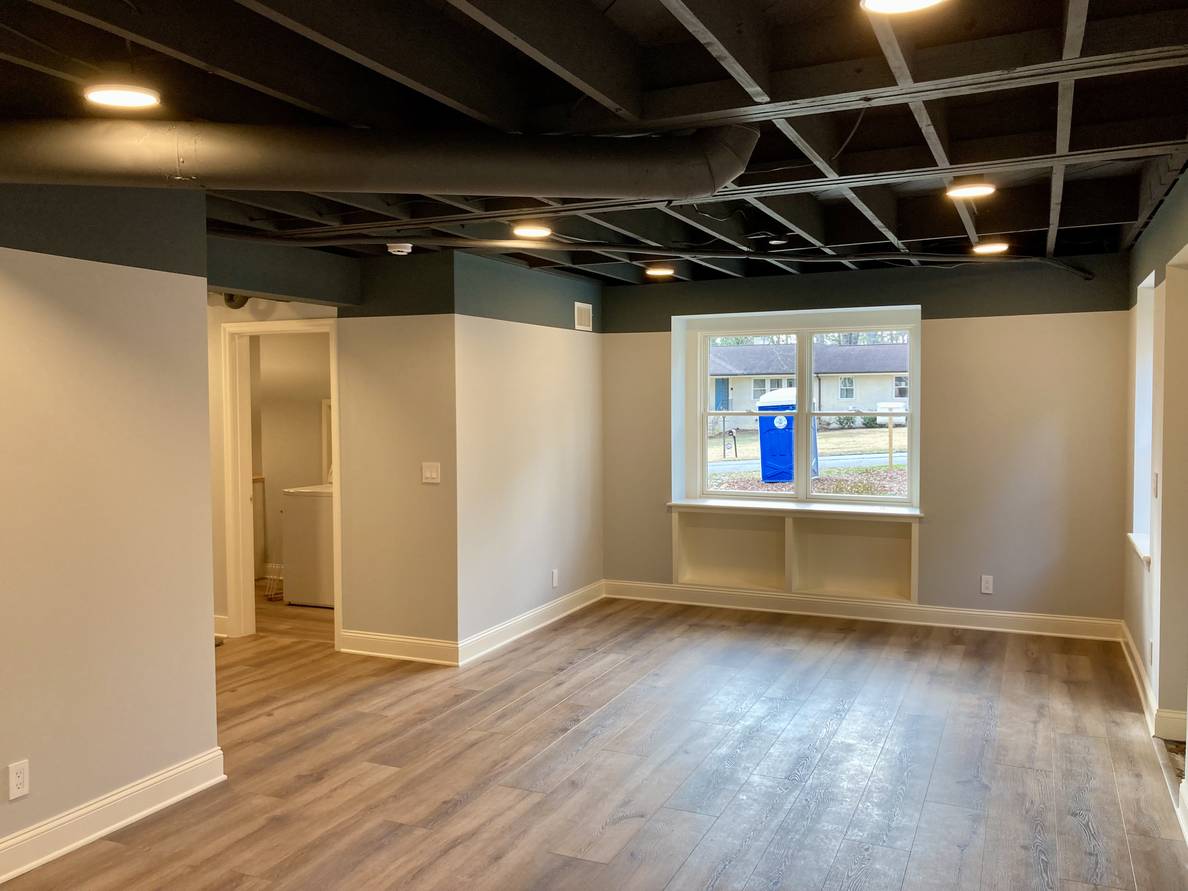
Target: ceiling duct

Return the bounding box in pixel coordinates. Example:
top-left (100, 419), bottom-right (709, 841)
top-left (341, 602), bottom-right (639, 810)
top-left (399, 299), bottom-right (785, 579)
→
top-left (0, 119), bottom-right (758, 200)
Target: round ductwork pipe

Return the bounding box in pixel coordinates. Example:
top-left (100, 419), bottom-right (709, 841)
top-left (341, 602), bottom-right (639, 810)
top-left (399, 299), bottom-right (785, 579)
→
top-left (0, 119), bottom-right (758, 200)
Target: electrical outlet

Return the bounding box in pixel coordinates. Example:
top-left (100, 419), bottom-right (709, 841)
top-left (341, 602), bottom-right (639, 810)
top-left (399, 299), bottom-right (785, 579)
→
top-left (9, 760), bottom-right (28, 800)
top-left (551, 569), bottom-right (559, 589)
top-left (980, 574), bottom-right (994, 595)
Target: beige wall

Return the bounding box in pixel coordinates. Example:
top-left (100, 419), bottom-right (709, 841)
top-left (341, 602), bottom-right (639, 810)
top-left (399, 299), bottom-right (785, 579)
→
top-left (0, 247), bottom-right (218, 838)
top-left (256, 334), bottom-right (331, 568)
top-left (455, 316), bottom-right (603, 639)
top-left (603, 312), bottom-right (1129, 618)
top-left (206, 295), bottom-right (335, 618)
top-left (337, 314), bottom-right (459, 641)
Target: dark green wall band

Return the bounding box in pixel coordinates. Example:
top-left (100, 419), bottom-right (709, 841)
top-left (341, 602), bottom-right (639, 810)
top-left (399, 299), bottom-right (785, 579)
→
top-left (0, 184), bottom-right (205, 277)
top-left (601, 254), bottom-right (1129, 333)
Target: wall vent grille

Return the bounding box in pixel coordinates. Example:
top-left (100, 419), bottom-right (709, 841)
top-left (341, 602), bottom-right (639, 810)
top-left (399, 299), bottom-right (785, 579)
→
top-left (574, 302), bottom-right (593, 332)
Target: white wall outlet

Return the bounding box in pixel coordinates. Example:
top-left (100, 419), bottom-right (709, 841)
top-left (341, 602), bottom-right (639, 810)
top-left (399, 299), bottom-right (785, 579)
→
top-left (9, 760), bottom-right (29, 800)
top-left (421, 462), bottom-right (441, 484)
top-left (980, 574), bottom-right (994, 595)
top-left (551, 569), bottom-right (559, 589)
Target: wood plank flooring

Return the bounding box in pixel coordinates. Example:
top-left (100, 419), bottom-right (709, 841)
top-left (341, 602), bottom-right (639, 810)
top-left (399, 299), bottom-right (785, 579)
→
top-left (12, 599), bottom-right (1188, 890)
top-left (253, 581), bottom-right (333, 643)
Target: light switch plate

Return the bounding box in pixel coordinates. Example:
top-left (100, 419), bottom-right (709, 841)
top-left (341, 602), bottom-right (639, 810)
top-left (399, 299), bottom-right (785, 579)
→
top-left (421, 462), bottom-right (441, 484)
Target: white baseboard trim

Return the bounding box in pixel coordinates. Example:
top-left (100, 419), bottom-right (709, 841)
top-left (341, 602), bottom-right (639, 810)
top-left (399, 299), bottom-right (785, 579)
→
top-left (1120, 622), bottom-right (1187, 742)
top-left (213, 614), bottom-right (230, 638)
top-left (0, 747), bottom-right (224, 884)
top-left (337, 581), bottom-right (606, 667)
top-left (458, 580), bottom-right (605, 665)
top-left (338, 629), bottom-right (459, 665)
top-left (603, 580), bottom-right (1126, 641)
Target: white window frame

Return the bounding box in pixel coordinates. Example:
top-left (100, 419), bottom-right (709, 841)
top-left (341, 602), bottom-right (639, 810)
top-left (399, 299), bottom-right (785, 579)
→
top-left (839, 376), bottom-right (856, 399)
top-left (894, 375), bottom-right (909, 399)
top-left (752, 378), bottom-right (766, 401)
top-left (674, 306), bottom-right (921, 508)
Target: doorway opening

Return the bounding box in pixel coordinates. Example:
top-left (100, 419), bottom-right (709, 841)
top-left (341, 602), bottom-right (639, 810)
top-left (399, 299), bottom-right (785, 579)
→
top-left (220, 319), bottom-right (341, 648)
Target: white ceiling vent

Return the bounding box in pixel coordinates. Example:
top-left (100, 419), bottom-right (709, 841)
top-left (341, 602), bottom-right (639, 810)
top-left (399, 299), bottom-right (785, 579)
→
top-left (574, 302), bottom-right (594, 332)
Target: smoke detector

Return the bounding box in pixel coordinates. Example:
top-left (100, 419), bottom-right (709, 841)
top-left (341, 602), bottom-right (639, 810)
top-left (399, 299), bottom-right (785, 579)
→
top-left (386, 243), bottom-right (413, 255)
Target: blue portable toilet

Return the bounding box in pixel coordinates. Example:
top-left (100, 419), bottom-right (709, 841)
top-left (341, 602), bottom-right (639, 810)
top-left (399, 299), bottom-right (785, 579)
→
top-left (757, 387), bottom-right (819, 483)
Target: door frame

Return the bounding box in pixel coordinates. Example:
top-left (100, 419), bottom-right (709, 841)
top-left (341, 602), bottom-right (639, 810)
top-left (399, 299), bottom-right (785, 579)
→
top-left (220, 318), bottom-right (342, 647)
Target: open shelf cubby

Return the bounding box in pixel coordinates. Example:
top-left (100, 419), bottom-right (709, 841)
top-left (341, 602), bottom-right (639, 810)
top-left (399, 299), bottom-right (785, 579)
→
top-left (670, 500), bottom-right (919, 604)
top-left (673, 510), bottom-right (787, 593)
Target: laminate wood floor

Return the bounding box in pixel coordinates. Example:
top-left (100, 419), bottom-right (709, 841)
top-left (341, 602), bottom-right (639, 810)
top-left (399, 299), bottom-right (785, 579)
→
top-left (254, 581), bottom-right (333, 644)
top-left (13, 599), bottom-right (1188, 890)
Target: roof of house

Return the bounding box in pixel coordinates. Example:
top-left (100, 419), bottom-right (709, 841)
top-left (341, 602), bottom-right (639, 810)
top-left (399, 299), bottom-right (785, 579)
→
top-left (709, 343), bottom-right (908, 376)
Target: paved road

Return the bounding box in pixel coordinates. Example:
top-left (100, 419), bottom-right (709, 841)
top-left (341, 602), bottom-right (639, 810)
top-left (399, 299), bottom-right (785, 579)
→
top-left (708, 451), bottom-right (908, 473)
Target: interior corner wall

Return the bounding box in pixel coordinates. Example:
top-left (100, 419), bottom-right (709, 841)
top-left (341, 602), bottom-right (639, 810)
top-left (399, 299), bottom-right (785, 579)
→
top-left (206, 295), bottom-right (336, 620)
top-left (454, 315), bottom-right (604, 640)
top-left (336, 314), bottom-right (460, 642)
top-left (1153, 267), bottom-right (1188, 716)
top-left (0, 246), bottom-right (218, 848)
top-left (601, 263), bottom-right (1129, 620)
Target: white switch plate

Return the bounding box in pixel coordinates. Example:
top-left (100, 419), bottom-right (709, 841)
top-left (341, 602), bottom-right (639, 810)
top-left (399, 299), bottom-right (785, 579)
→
top-left (9, 760), bottom-right (29, 800)
top-left (551, 569), bottom-right (559, 589)
top-left (980, 574), bottom-right (993, 595)
top-left (421, 462), bottom-right (441, 484)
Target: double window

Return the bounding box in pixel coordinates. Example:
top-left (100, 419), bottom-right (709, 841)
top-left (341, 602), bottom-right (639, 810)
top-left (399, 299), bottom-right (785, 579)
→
top-left (679, 307), bottom-right (920, 506)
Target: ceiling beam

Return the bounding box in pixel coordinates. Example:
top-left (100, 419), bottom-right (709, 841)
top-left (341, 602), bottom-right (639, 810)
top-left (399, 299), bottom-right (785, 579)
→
top-left (270, 139), bottom-right (1188, 238)
top-left (538, 10), bottom-right (1188, 132)
top-left (445, 0), bottom-right (641, 120)
top-left (1047, 0), bottom-right (1091, 255)
top-left (865, 11), bottom-right (977, 246)
top-left (209, 191), bottom-right (352, 225)
top-left (658, 0), bottom-right (771, 102)
top-left (1123, 139), bottom-right (1188, 249)
top-left (233, 0), bottom-right (521, 129)
top-left (744, 195), bottom-right (858, 270)
top-left (30, 0), bottom-right (408, 127)
top-left (771, 115), bottom-right (913, 258)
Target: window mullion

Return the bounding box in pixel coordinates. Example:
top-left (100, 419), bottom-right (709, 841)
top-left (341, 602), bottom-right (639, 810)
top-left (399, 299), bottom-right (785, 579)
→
top-left (795, 328), bottom-right (810, 500)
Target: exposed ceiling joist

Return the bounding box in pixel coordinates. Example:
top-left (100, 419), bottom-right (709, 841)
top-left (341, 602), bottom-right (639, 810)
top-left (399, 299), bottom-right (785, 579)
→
top-left (1047, 0), bottom-right (1091, 256)
top-left (865, 12), bottom-right (977, 246)
top-left (1124, 139), bottom-right (1188, 249)
top-left (744, 195), bottom-right (858, 270)
top-left (445, 0), bottom-right (641, 120)
top-left (657, 0), bottom-right (771, 102)
top-left (541, 10), bottom-right (1188, 132)
top-left (233, 0), bottom-right (522, 129)
top-left (209, 190), bottom-right (351, 225)
top-left (769, 115), bottom-right (911, 258)
top-left (29, 0), bottom-right (405, 127)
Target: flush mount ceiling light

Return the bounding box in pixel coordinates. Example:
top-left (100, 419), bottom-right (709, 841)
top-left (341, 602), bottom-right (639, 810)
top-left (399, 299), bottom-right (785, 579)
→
top-left (769, 238), bottom-right (789, 246)
top-left (83, 82), bottom-right (161, 109)
top-left (511, 221), bottom-right (552, 238)
top-left (645, 264), bottom-right (676, 278)
top-left (946, 181), bottom-right (996, 200)
top-left (973, 241), bottom-right (1010, 255)
top-left (860, 0), bottom-right (947, 13)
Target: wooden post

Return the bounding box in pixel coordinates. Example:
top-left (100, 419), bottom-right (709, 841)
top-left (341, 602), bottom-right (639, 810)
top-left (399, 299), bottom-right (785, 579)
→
top-left (888, 416), bottom-right (894, 467)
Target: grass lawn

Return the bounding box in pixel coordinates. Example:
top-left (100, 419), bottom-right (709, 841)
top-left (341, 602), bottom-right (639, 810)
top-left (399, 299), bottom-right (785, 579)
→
top-left (707, 425), bottom-right (907, 460)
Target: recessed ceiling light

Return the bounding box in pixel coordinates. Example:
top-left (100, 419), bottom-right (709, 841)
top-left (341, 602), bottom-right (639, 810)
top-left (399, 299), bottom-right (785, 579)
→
top-left (83, 82), bottom-right (161, 109)
top-left (860, 0), bottom-right (947, 13)
top-left (769, 238), bottom-right (789, 246)
top-left (512, 222), bottom-right (552, 238)
top-left (946, 182), bottom-right (996, 200)
top-left (645, 264), bottom-right (676, 278)
top-left (973, 241), bottom-right (1009, 255)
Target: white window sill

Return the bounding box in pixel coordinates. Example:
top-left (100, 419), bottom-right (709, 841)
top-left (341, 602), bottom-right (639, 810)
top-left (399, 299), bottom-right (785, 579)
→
top-left (669, 498), bottom-right (922, 520)
top-left (1128, 531), bottom-right (1153, 567)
